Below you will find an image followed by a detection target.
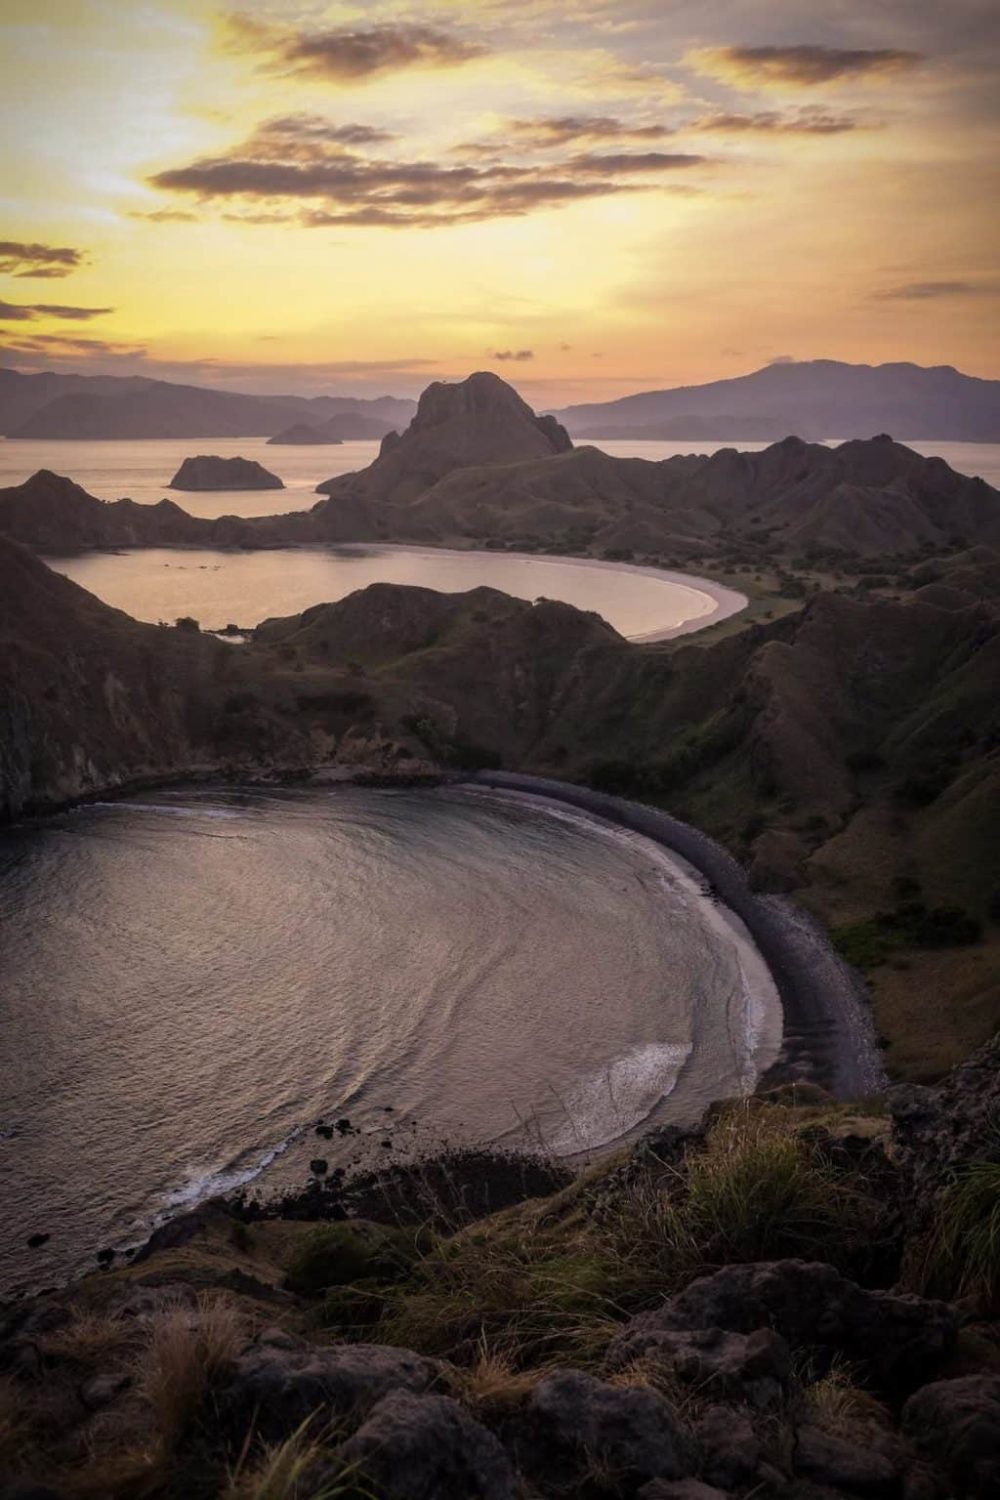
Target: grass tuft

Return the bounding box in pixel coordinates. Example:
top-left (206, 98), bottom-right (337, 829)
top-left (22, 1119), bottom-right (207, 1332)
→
top-left (917, 1159), bottom-right (1000, 1305)
top-left (139, 1292), bottom-right (244, 1454)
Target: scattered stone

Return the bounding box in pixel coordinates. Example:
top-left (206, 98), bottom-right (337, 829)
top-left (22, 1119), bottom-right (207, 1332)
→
top-left (339, 1390), bottom-right (515, 1500)
top-left (80, 1370), bottom-right (131, 1411)
top-left (608, 1325), bottom-right (791, 1408)
top-left (218, 1330), bottom-right (439, 1444)
top-left (613, 1260), bottom-right (956, 1395)
top-left (25, 1233), bottom-right (50, 1250)
top-left (638, 1482), bottom-right (731, 1500)
top-left (335, 1117), bottom-right (355, 1135)
top-left (521, 1369), bottom-right (696, 1487)
top-left (96, 1247), bottom-right (115, 1266)
top-left (309, 1158), bottom-right (328, 1176)
top-left (694, 1405), bottom-right (761, 1489)
top-left (315, 1123), bottom-right (334, 1139)
top-left (902, 1375), bottom-right (1000, 1499)
top-left (794, 1423), bottom-right (901, 1495)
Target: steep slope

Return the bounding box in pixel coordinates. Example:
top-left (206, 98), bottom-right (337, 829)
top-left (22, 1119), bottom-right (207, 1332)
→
top-left (311, 371), bottom-right (572, 526)
top-left (552, 360), bottom-right (1000, 442)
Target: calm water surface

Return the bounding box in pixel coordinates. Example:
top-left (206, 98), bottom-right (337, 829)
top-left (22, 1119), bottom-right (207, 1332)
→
top-left (0, 784), bottom-right (781, 1295)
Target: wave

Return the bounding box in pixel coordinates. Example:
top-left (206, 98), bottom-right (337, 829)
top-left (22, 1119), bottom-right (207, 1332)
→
top-left (539, 1041), bottom-right (694, 1155)
top-left (158, 1130), bottom-right (301, 1217)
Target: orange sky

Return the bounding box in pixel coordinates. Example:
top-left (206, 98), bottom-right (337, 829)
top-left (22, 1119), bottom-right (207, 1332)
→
top-left (1, 0), bottom-right (998, 402)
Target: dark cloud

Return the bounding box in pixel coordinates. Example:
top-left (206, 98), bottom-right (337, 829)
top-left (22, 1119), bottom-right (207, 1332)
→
top-left (259, 114), bottom-right (397, 146)
top-left (693, 108), bottom-right (864, 135)
top-left (149, 120), bottom-right (706, 228)
top-left (130, 209), bottom-right (199, 222)
top-left (690, 44), bottom-right (922, 87)
top-left (873, 280), bottom-right (993, 300)
top-left (493, 349), bottom-right (534, 361)
top-left (507, 115), bottom-right (672, 147)
top-left (0, 240), bottom-right (85, 278)
top-left (227, 15), bottom-right (485, 83)
top-left (0, 300), bottom-right (112, 322)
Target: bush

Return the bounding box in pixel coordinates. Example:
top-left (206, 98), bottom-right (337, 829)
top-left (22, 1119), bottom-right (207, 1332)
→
top-left (834, 902), bottom-right (981, 968)
top-left (175, 616), bottom-right (200, 633)
top-left (285, 1221), bottom-right (418, 1296)
top-left (918, 1161), bottom-right (1000, 1305)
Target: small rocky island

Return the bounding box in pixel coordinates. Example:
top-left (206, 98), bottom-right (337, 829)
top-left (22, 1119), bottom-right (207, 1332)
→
top-left (267, 422), bottom-right (344, 446)
top-left (169, 455), bottom-right (284, 491)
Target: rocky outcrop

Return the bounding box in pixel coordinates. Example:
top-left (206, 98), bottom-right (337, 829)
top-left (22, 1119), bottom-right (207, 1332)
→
top-left (608, 1260), bottom-right (957, 1397)
top-left (339, 1391), bottom-right (515, 1500)
top-left (269, 411), bottom-right (395, 443)
top-left (168, 455), bottom-right (284, 491)
top-left (218, 1327), bottom-right (439, 1444)
top-left (311, 371), bottom-right (573, 532)
top-left (903, 1376), bottom-right (1000, 1499)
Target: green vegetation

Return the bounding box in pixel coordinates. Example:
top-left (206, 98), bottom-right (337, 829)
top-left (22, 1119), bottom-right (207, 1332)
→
top-left (285, 1220), bottom-right (419, 1295)
top-left (833, 902), bottom-right (983, 969)
top-left (918, 1159), bottom-right (1000, 1304)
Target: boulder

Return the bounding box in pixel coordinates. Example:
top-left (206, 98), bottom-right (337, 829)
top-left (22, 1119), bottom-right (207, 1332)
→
top-left (168, 455), bottom-right (284, 491)
top-left (217, 1328), bottom-right (438, 1443)
top-left (611, 1261), bottom-right (956, 1395)
top-left (338, 1390), bottom-right (515, 1499)
top-left (694, 1405), bottom-right (762, 1489)
top-left (521, 1368), bottom-right (696, 1488)
top-left (638, 1484), bottom-right (730, 1500)
top-left (607, 1325), bottom-right (791, 1407)
top-left (902, 1375), bottom-right (1000, 1499)
top-left (794, 1423), bottom-right (902, 1495)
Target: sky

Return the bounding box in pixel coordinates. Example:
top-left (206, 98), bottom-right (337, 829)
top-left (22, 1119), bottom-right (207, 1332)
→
top-left (1, 0), bottom-right (998, 404)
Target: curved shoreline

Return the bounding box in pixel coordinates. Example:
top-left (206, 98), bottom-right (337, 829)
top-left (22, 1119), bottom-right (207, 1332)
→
top-left (463, 770), bottom-right (888, 1100)
top-left (337, 543), bottom-right (749, 642)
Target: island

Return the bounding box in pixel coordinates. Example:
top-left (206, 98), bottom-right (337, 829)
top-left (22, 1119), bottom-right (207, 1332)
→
top-left (168, 455), bottom-right (284, 491)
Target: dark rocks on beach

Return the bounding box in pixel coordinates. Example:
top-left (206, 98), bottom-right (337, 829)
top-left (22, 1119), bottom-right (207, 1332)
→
top-left (338, 1390), bottom-right (516, 1500)
top-left (335, 1117), bottom-right (355, 1135)
top-left (309, 1158), bottom-right (328, 1176)
top-left (96, 1247), bottom-right (115, 1266)
top-left (217, 1328), bottom-right (439, 1445)
top-left (315, 1123), bottom-right (334, 1139)
top-left (25, 1234), bottom-right (49, 1249)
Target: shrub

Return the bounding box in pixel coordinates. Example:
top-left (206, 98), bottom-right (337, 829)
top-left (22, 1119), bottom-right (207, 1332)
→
top-left (175, 615), bottom-right (201, 633)
top-left (285, 1221), bottom-right (418, 1296)
top-left (918, 1160), bottom-right (1000, 1305)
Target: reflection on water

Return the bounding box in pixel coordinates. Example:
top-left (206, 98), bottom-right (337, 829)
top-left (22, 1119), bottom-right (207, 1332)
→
top-left (0, 784), bottom-right (781, 1294)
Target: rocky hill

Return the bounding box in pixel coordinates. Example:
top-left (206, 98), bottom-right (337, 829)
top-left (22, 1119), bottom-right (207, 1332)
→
top-left (269, 411), bottom-right (398, 443)
top-left (168, 455), bottom-right (284, 491)
top-left (552, 359), bottom-right (1000, 442)
top-left (267, 421), bottom-right (344, 446)
top-left (311, 371), bottom-right (573, 523)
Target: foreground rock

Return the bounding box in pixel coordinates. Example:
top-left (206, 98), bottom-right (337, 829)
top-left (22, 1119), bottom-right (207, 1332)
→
top-left (903, 1376), bottom-right (1000, 1499)
top-left (168, 455), bottom-right (284, 490)
top-left (608, 1260), bottom-right (957, 1396)
top-left (339, 1390), bottom-right (515, 1500)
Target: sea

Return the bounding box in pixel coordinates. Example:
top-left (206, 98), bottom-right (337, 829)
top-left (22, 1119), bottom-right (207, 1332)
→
top-left (0, 783), bottom-right (781, 1295)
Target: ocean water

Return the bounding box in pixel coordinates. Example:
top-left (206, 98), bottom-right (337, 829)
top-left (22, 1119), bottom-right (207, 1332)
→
top-left (45, 545), bottom-right (738, 640)
top-left (0, 783), bottom-right (781, 1295)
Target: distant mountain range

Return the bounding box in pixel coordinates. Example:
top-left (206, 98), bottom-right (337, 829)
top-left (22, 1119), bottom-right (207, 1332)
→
top-left (0, 368), bottom-right (416, 441)
top-left (3, 359), bottom-right (999, 445)
top-left (549, 361), bottom-right (1000, 443)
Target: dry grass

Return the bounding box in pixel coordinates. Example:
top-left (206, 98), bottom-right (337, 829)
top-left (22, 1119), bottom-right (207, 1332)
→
top-left (40, 1307), bottom-right (137, 1366)
top-left (138, 1291), bottom-right (245, 1454)
top-left (0, 1376), bottom-right (33, 1472)
top-left (603, 1103), bottom-right (879, 1291)
top-left (225, 1418), bottom-right (374, 1500)
top-left (804, 1359), bottom-right (891, 1433)
top-left (460, 1333), bottom-right (550, 1412)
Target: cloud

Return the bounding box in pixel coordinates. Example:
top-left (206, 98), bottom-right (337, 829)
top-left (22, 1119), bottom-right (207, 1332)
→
top-left (693, 108), bottom-right (864, 135)
top-left (872, 279), bottom-right (994, 301)
top-left (506, 115), bottom-right (672, 147)
top-left (226, 14), bottom-right (485, 84)
top-left (688, 44), bottom-right (922, 89)
top-left (129, 209), bottom-right (199, 222)
top-left (258, 114), bottom-right (397, 146)
top-left (0, 300), bottom-right (112, 322)
top-left (149, 117), bottom-right (706, 228)
top-left (492, 349), bottom-right (534, 361)
top-left (0, 240), bottom-right (86, 278)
